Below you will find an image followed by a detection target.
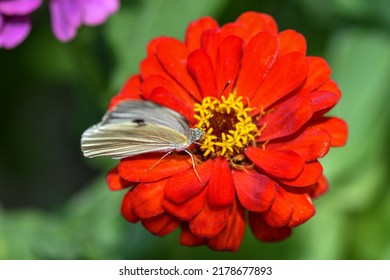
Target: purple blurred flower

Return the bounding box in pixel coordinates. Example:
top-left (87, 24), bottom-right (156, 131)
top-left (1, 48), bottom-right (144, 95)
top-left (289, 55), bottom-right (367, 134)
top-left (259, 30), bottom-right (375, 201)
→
top-left (49, 0), bottom-right (120, 42)
top-left (0, 0), bottom-right (42, 49)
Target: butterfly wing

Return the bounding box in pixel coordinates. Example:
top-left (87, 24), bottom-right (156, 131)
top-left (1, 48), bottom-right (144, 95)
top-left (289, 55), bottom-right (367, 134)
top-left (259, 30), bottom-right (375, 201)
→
top-left (81, 100), bottom-right (191, 159)
top-left (102, 100), bottom-right (191, 137)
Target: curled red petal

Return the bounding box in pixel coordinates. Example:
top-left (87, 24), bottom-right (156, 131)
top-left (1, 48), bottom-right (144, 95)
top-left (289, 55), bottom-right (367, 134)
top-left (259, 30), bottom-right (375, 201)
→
top-left (142, 213), bottom-right (180, 237)
top-left (245, 147), bottom-right (305, 179)
top-left (187, 49), bottom-right (218, 98)
top-left (121, 190), bottom-right (140, 223)
top-left (263, 185), bottom-right (293, 227)
top-left (208, 197), bottom-right (246, 252)
top-left (180, 224), bottom-right (207, 247)
top-left (186, 16), bottom-right (219, 52)
top-left (163, 187), bottom-right (207, 221)
top-left (233, 170), bottom-right (276, 212)
top-left (311, 90), bottom-right (340, 118)
top-left (249, 212), bottom-right (292, 242)
top-left (106, 166), bottom-right (133, 191)
top-left (251, 52), bottom-right (309, 109)
top-left (109, 75), bottom-right (142, 110)
top-left (130, 179), bottom-right (167, 219)
top-left (148, 87), bottom-right (196, 124)
top-left (216, 35), bottom-right (243, 95)
top-left (189, 201), bottom-right (230, 238)
top-left (156, 38), bottom-right (201, 101)
top-left (306, 175), bottom-right (329, 199)
top-left (311, 117), bottom-right (348, 147)
top-left (165, 159), bottom-right (214, 204)
top-left (118, 154), bottom-right (192, 182)
top-left (298, 56), bottom-right (331, 94)
top-left (284, 187), bottom-right (316, 227)
top-left (279, 161), bottom-right (323, 187)
top-left (267, 127), bottom-right (332, 161)
top-left (278, 29), bottom-right (307, 56)
top-left (207, 157), bottom-right (235, 208)
top-left (235, 31), bottom-right (279, 99)
top-left (258, 94), bottom-right (313, 141)
top-left (318, 79), bottom-right (342, 99)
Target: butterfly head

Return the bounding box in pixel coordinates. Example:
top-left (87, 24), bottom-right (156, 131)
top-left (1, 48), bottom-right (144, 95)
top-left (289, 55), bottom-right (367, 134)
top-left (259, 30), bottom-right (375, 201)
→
top-left (190, 128), bottom-right (204, 143)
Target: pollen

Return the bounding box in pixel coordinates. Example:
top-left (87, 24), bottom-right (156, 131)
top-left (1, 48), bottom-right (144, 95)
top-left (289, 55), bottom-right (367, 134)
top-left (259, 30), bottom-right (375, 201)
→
top-left (193, 92), bottom-right (258, 159)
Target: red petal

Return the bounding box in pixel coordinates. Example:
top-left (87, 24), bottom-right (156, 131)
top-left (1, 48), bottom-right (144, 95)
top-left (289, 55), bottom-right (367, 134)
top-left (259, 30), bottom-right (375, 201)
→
top-left (140, 54), bottom-right (167, 78)
top-left (189, 201), bottom-right (230, 238)
top-left (267, 127), bottom-right (332, 161)
top-left (200, 29), bottom-right (221, 69)
top-left (185, 17), bottom-right (219, 52)
top-left (140, 74), bottom-right (195, 109)
top-left (249, 212), bottom-right (292, 242)
top-left (263, 185), bottom-right (293, 227)
top-left (245, 147), bottom-right (305, 179)
top-left (163, 187), bottom-right (207, 221)
top-left (258, 94), bottom-right (313, 141)
top-left (311, 117), bottom-right (348, 147)
top-left (180, 224), bottom-right (207, 247)
top-left (235, 32), bottom-right (279, 99)
top-left (146, 36), bottom-right (170, 55)
top-left (233, 170), bottom-right (276, 212)
top-left (165, 159), bottom-right (214, 204)
top-left (306, 175), bottom-right (329, 199)
top-left (109, 75), bottom-right (142, 110)
top-left (278, 29), bottom-right (307, 56)
top-left (148, 87), bottom-right (196, 124)
top-left (284, 187), bottom-right (316, 227)
top-left (279, 161), bottom-right (323, 187)
top-left (298, 56), bottom-right (331, 94)
top-left (215, 35), bottom-right (243, 95)
top-left (187, 49), bottom-right (218, 98)
top-left (234, 12), bottom-right (278, 41)
top-left (208, 197), bottom-right (246, 252)
top-left (156, 38), bottom-right (201, 101)
top-left (207, 157), bottom-right (235, 208)
top-left (118, 154), bottom-right (192, 182)
top-left (251, 52), bottom-right (309, 109)
top-left (142, 213), bottom-right (180, 236)
top-left (121, 190), bottom-right (140, 223)
top-left (130, 179), bottom-right (166, 219)
top-left (106, 166), bottom-right (133, 191)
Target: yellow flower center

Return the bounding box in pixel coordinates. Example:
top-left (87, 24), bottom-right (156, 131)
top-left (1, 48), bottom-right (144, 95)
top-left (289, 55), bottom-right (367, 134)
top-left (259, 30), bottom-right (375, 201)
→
top-left (193, 92), bottom-right (258, 159)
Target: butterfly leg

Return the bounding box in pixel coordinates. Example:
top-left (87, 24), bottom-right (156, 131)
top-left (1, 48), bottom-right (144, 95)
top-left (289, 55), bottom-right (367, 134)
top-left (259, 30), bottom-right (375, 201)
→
top-left (184, 149), bottom-right (204, 185)
top-left (147, 150), bottom-right (173, 173)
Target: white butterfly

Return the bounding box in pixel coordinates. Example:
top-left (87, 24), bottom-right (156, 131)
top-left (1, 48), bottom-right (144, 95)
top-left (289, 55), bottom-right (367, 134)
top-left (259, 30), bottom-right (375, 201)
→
top-left (81, 100), bottom-right (204, 181)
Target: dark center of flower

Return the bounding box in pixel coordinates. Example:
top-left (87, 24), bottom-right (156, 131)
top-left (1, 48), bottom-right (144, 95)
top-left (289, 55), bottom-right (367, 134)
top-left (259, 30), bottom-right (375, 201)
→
top-left (193, 92), bottom-right (258, 159)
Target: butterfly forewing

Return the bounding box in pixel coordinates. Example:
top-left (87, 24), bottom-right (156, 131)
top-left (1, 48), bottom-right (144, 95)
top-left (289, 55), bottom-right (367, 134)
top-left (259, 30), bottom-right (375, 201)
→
top-left (102, 100), bottom-right (191, 137)
top-left (81, 101), bottom-right (195, 159)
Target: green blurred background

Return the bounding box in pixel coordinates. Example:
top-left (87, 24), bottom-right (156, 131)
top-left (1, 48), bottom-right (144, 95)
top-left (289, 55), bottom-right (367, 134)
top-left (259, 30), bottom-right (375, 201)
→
top-left (1, 0), bottom-right (390, 259)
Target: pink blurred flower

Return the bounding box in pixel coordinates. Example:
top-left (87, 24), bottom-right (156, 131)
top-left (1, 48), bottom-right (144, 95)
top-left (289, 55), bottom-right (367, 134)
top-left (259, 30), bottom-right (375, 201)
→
top-left (49, 0), bottom-right (120, 42)
top-left (0, 0), bottom-right (42, 49)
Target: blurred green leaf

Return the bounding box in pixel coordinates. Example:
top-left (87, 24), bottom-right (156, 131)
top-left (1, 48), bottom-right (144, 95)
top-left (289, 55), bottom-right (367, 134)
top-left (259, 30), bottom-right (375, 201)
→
top-left (322, 28), bottom-right (390, 178)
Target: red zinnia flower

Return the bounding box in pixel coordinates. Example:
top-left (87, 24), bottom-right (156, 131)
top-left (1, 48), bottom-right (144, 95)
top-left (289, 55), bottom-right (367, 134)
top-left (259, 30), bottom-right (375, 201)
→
top-left (105, 11), bottom-right (347, 251)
